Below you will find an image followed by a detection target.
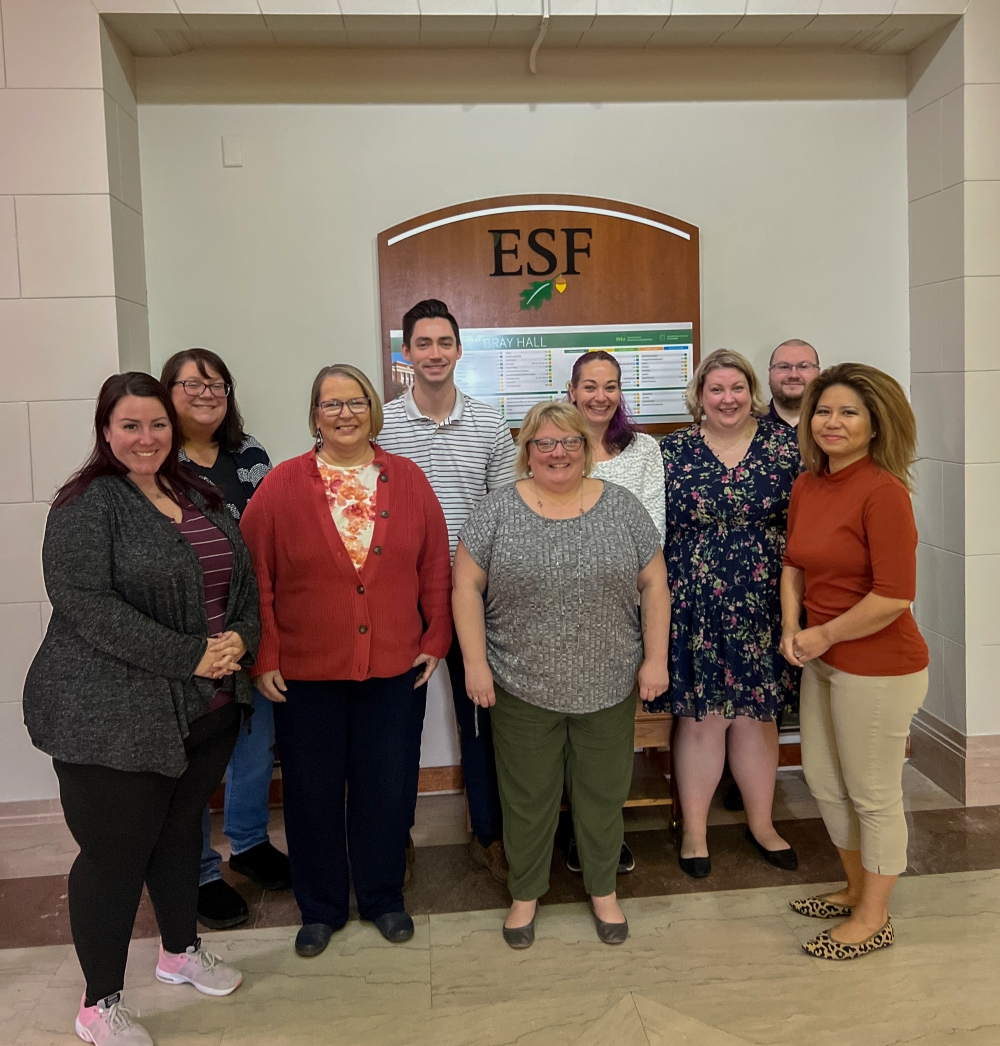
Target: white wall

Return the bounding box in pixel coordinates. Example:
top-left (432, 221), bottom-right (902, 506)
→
top-left (141, 99), bottom-right (910, 465)
top-left (140, 97), bottom-right (909, 772)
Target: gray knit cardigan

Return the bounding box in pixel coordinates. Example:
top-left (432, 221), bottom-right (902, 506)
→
top-left (23, 475), bottom-right (261, 778)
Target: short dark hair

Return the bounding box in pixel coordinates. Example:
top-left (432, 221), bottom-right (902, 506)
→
top-left (769, 339), bottom-right (819, 368)
top-left (53, 372), bottom-right (223, 511)
top-left (159, 348), bottom-right (247, 453)
top-left (402, 299), bottom-right (461, 348)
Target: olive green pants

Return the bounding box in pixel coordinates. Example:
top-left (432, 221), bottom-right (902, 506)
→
top-left (491, 684), bottom-right (636, 900)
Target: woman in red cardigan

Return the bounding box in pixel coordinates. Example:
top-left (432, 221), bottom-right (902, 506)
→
top-left (240, 364), bottom-right (451, 958)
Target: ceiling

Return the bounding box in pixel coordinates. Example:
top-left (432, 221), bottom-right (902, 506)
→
top-left (102, 3), bottom-right (964, 58)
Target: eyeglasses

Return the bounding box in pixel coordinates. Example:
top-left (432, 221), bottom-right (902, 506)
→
top-left (172, 380), bottom-right (230, 397)
top-left (529, 436), bottom-right (586, 452)
top-left (318, 398), bottom-right (371, 417)
top-left (769, 363), bottom-right (820, 374)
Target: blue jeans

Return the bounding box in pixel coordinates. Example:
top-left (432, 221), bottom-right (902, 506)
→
top-left (200, 689), bottom-right (276, 886)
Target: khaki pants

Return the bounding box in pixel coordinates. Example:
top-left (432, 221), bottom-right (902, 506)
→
top-left (491, 684), bottom-right (636, 900)
top-left (800, 658), bottom-right (928, 876)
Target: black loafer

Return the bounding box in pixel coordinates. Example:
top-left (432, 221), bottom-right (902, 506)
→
top-left (678, 855), bottom-right (711, 878)
top-left (374, 911), bottom-right (414, 943)
top-left (617, 841), bottom-right (635, 874)
top-left (295, 922), bottom-right (334, 957)
top-left (746, 827), bottom-right (799, 870)
top-left (590, 905), bottom-right (629, 945)
top-left (502, 914), bottom-right (536, 949)
top-left (722, 781), bottom-right (745, 811)
top-left (197, 878), bottom-right (249, 929)
top-left (229, 841), bottom-right (292, 891)
top-left (566, 838), bottom-right (582, 874)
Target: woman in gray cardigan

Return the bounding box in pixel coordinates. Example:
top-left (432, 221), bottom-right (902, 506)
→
top-left (23, 372), bottom-right (261, 1046)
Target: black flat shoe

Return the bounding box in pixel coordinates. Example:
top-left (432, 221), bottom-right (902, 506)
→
top-left (374, 911), bottom-right (414, 943)
top-left (502, 913), bottom-right (536, 949)
top-left (617, 842), bottom-right (635, 875)
top-left (229, 841), bottom-right (292, 891)
top-left (197, 878), bottom-right (249, 929)
top-left (722, 781), bottom-right (745, 811)
top-left (745, 827), bottom-right (799, 870)
top-left (590, 905), bottom-right (628, 945)
top-left (566, 838), bottom-right (582, 874)
top-left (295, 923), bottom-right (334, 957)
top-left (678, 855), bottom-right (711, 878)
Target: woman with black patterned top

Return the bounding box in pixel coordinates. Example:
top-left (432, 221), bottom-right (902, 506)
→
top-left (161, 348), bottom-right (290, 930)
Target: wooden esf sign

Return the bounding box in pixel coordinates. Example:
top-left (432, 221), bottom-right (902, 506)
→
top-left (377, 194), bottom-right (700, 421)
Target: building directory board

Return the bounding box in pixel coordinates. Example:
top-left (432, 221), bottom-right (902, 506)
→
top-left (390, 322), bottom-right (694, 424)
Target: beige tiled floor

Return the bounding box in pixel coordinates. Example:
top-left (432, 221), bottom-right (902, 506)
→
top-left (3, 869), bottom-right (998, 1046)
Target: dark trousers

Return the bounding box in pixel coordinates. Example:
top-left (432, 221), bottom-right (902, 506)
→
top-left (274, 670), bottom-right (425, 928)
top-left (54, 703), bottom-right (241, 1006)
top-left (446, 631), bottom-right (503, 847)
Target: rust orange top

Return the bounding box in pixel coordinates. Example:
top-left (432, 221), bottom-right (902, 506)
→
top-left (783, 455), bottom-right (928, 677)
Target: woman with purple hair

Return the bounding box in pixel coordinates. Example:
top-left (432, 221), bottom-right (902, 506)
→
top-left (568, 352), bottom-right (666, 546)
top-left (564, 350), bottom-right (666, 878)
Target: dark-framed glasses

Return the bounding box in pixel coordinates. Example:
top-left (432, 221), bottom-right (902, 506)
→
top-left (769, 362), bottom-right (820, 374)
top-left (173, 380), bottom-right (231, 397)
top-left (530, 436), bottom-right (586, 452)
top-left (319, 397), bottom-right (371, 417)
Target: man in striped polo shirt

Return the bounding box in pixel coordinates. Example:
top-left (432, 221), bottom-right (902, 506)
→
top-left (378, 299), bottom-right (516, 886)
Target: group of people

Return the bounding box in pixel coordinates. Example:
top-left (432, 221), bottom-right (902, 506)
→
top-left (22, 299), bottom-right (928, 1046)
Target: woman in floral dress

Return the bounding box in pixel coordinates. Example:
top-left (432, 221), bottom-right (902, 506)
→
top-left (649, 350), bottom-right (800, 878)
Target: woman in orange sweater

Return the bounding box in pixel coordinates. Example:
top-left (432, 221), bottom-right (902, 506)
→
top-left (780, 363), bottom-right (927, 961)
top-left (240, 365), bottom-right (452, 958)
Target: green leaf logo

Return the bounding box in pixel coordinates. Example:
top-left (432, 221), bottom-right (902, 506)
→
top-left (519, 280), bottom-right (553, 311)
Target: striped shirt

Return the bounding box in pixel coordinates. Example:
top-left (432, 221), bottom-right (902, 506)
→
top-left (377, 388), bottom-right (517, 559)
top-left (173, 498), bottom-right (234, 714)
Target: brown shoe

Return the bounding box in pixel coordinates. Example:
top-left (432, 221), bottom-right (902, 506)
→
top-left (470, 838), bottom-right (509, 886)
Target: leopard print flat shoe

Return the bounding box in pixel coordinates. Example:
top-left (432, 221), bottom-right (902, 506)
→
top-left (802, 918), bottom-right (893, 960)
top-left (789, 896), bottom-right (853, 919)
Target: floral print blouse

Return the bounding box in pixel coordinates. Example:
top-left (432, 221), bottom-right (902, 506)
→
top-left (646, 419), bottom-right (801, 721)
top-left (316, 457), bottom-right (380, 572)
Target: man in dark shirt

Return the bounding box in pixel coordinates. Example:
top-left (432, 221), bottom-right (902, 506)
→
top-left (766, 339), bottom-right (820, 429)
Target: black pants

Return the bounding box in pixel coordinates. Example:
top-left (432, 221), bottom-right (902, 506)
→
top-left (273, 671), bottom-right (425, 929)
top-left (445, 630), bottom-right (503, 847)
top-left (54, 703), bottom-right (241, 1007)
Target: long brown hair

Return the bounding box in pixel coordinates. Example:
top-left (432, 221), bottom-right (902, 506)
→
top-left (159, 348), bottom-right (247, 452)
top-left (798, 363), bottom-right (917, 491)
top-left (53, 372), bottom-right (223, 510)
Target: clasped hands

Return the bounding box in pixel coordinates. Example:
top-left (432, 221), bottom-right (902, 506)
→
top-left (194, 631), bottom-right (247, 680)
top-left (779, 625), bottom-right (831, 668)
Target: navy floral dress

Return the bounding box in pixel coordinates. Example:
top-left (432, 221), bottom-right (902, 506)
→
top-left (645, 419), bottom-right (800, 721)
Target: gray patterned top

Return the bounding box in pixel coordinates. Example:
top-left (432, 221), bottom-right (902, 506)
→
top-left (458, 481), bottom-right (661, 713)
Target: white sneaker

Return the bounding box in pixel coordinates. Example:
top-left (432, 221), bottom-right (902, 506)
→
top-left (154, 938), bottom-right (242, 997)
top-left (75, 993), bottom-right (153, 1046)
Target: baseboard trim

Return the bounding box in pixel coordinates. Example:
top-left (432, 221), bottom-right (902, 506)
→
top-left (909, 708), bottom-right (1000, 806)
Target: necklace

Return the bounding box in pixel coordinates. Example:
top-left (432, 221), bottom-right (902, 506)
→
top-left (700, 419), bottom-right (757, 460)
top-left (531, 479), bottom-right (585, 518)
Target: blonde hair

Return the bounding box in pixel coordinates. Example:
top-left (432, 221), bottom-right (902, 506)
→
top-left (515, 400), bottom-right (593, 479)
top-left (685, 348), bottom-right (767, 421)
top-left (799, 363), bottom-right (917, 491)
top-left (308, 364), bottom-right (384, 441)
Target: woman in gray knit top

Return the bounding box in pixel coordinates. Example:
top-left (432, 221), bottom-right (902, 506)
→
top-left (22, 373), bottom-right (260, 1046)
top-left (453, 401), bottom-right (671, 949)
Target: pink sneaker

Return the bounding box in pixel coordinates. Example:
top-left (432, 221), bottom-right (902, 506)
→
top-left (154, 938), bottom-right (242, 996)
top-left (75, 993), bottom-right (153, 1046)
